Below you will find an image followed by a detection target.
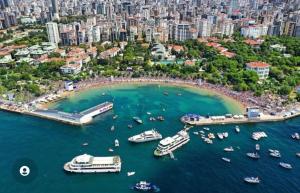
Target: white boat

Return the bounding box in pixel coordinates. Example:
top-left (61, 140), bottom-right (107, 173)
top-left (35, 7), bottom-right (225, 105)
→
top-left (224, 146), bottom-right (234, 152)
top-left (244, 177), bottom-right (260, 184)
top-left (108, 148), bottom-right (114, 152)
top-left (127, 171), bottom-right (135, 176)
top-left (208, 133), bottom-right (215, 139)
top-left (64, 154), bottom-right (121, 173)
top-left (279, 162), bottom-right (292, 169)
top-left (200, 130), bottom-right (205, 134)
top-left (222, 157), bottom-right (231, 162)
top-left (154, 130), bottom-right (190, 156)
top-left (82, 142), bottom-right (88, 146)
top-left (296, 153), bottom-right (300, 157)
top-left (291, 132), bottom-right (300, 140)
top-left (115, 139), bottom-right (119, 147)
top-left (204, 138), bottom-right (213, 144)
top-left (128, 130), bottom-right (162, 143)
top-left (252, 132), bottom-right (267, 140)
top-left (111, 125), bottom-right (115, 131)
top-left (133, 117), bottom-right (143, 124)
top-left (193, 131), bottom-right (199, 135)
top-left (113, 115), bottom-right (118, 120)
top-left (203, 127), bottom-right (210, 131)
top-left (269, 149), bottom-right (279, 153)
top-left (246, 152), bottom-right (260, 159)
top-left (270, 151), bottom-right (281, 158)
top-left (146, 112), bottom-right (151, 115)
top-left (235, 126), bottom-right (240, 133)
top-left (217, 133), bottom-right (224, 139)
top-left (223, 132), bottom-right (229, 138)
top-left (128, 124), bottom-right (133, 128)
top-left (255, 144), bottom-right (260, 151)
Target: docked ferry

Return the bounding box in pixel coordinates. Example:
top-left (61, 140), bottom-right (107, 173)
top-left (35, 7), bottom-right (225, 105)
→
top-left (128, 130), bottom-right (162, 143)
top-left (154, 130), bottom-right (190, 156)
top-left (64, 154), bottom-right (121, 173)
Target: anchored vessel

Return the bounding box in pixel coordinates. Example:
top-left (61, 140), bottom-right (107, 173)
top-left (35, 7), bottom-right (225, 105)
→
top-left (128, 130), bottom-right (162, 143)
top-left (64, 154), bottom-right (121, 173)
top-left (133, 117), bottom-right (143, 124)
top-left (132, 181), bottom-right (160, 192)
top-left (154, 130), bottom-right (190, 156)
top-left (244, 177), bottom-right (260, 184)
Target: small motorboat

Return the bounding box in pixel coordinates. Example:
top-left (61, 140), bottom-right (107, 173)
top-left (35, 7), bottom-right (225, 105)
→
top-left (108, 148), bottom-right (114, 152)
top-left (279, 162), bottom-right (292, 169)
top-left (222, 157), bottom-right (231, 163)
top-left (115, 139), bottom-right (119, 147)
top-left (296, 153), bottom-right (300, 157)
top-left (82, 142), bottom-right (88, 146)
top-left (193, 131), bottom-right (199, 135)
top-left (235, 126), bottom-right (240, 133)
top-left (157, 116), bottom-right (164, 121)
top-left (133, 117), bottom-right (143, 124)
top-left (217, 133), bottom-right (224, 140)
top-left (224, 146), bottom-right (234, 152)
top-left (208, 133), bottom-right (215, 139)
top-left (203, 127), bottom-right (210, 131)
top-left (132, 181), bottom-right (160, 192)
top-left (149, 117), bottom-right (156, 121)
top-left (113, 115), bottom-right (118, 120)
top-left (111, 125), bottom-right (115, 131)
top-left (163, 92), bottom-right (168, 96)
top-left (127, 171), bottom-right (136, 176)
top-left (204, 138), bottom-right (213, 144)
top-left (244, 177), bottom-right (260, 184)
top-left (128, 124), bottom-right (133, 128)
top-left (200, 130), bottom-right (205, 134)
top-left (270, 151), bottom-right (281, 158)
top-left (223, 132), bottom-right (229, 138)
top-left (177, 93), bottom-right (182, 96)
top-left (268, 149), bottom-right (279, 153)
top-left (291, 132), bottom-right (300, 140)
top-left (255, 144), bottom-right (260, 151)
top-left (246, 152), bottom-right (260, 159)
top-left (147, 112), bottom-right (152, 115)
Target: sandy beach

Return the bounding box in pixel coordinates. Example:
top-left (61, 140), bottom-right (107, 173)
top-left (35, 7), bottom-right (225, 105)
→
top-left (39, 77), bottom-right (248, 113)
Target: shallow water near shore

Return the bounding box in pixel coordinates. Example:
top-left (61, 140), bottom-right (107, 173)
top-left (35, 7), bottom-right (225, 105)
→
top-left (0, 84), bottom-right (299, 193)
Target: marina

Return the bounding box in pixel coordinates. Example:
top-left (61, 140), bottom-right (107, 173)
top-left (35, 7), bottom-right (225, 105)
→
top-left (1, 84), bottom-right (300, 193)
top-left (181, 109), bottom-right (300, 126)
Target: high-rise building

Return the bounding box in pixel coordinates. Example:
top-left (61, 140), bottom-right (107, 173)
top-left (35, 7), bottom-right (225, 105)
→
top-left (51, 0), bottom-right (59, 20)
top-left (46, 22), bottom-right (60, 44)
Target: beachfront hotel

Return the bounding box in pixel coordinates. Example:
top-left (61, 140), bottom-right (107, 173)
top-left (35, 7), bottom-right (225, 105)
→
top-left (246, 61), bottom-right (270, 80)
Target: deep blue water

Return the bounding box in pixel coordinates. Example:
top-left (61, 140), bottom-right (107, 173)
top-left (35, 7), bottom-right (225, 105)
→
top-left (0, 84), bottom-right (299, 193)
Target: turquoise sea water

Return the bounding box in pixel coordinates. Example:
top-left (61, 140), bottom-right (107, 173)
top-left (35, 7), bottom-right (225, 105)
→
top-left (0, 84), bottom-right (299, 193)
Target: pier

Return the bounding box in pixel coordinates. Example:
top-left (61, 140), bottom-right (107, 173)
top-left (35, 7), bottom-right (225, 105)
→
top-left (0, 101), bottom-right (113, 125)
top-left (181, 110), bottom-right (300, 126)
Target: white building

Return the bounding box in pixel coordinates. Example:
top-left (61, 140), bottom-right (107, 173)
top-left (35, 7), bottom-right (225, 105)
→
top-left (241, 25), bottom-right (268, 39)
top-left (246, 61), bottom-right (270, 80)
top-left (46, 22), bottom-right (60, 44)
top-left (198, 19), bottom-right (211, 37)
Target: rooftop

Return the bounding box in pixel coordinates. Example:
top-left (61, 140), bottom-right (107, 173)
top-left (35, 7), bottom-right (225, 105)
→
top-left (247, 61), bottom-right (270, 68)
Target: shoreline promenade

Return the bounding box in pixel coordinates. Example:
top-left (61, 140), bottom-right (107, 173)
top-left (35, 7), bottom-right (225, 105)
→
top-left (181, 111), bottom-right (300, 126)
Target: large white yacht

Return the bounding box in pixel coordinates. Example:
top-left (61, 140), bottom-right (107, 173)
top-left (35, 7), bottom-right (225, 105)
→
top-left (128, 129), bottom-right (162, 143)
top-left (64, 154), bottom-right (121, 173)
top-left (154, 130), bottom-right (190, 156)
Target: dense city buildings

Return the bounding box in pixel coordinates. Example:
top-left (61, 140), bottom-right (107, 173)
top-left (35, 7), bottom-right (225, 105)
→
top-left (1, 0), bottom-right (299, 41)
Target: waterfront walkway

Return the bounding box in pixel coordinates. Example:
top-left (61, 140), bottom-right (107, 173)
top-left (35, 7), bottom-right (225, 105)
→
top-left (0, 101), bottom-right (113, 125)
top-left (181, 110), bottom-right (300, 126)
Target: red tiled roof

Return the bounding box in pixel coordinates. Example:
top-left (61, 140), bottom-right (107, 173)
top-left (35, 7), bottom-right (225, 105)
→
top-left (247, 61), bottom-right (270, 68)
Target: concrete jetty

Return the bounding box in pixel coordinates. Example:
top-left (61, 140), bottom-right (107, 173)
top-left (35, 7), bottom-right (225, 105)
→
top-left (0, 101), bottom-right (113, 125)
top-left (180, 110), bottom-right (300, 126)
